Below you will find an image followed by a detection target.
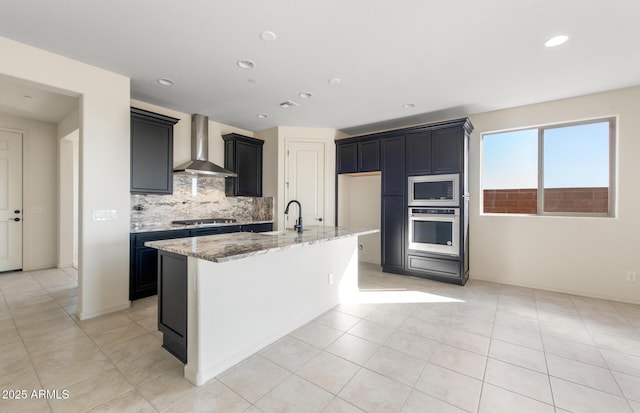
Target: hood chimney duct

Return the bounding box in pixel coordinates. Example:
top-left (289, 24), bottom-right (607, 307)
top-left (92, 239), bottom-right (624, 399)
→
top-left (173, 114), bottom-right (237, 177)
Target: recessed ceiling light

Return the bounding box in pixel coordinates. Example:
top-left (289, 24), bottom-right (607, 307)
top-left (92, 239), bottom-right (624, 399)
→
top-left (22, 95), bottom-right (33, 99)
top-left (248, 78), bottom-right (257, 84)
top-left (257, 113), bottom-right (269, 119)
top-left (260, 31), bottom-right (277, 41)
top-left (157, 78), bottom-right (174, 86)
top-left (328, 78), bottom-right (341, 85)
top-left (544, 35), bottom-right (569, 48)
top-left (237, 59), bottom-right (255, 69)
top-left (279, 100), bottom-right (299, 108)
top-left (298, 92), bottom-right (313, 98)
top-left (402, 103), bottom-right (416, 109)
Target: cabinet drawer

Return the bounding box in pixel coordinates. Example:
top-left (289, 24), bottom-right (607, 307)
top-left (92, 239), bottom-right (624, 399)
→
top-left (407, 255), bottom-right (460, 278)
top-left (242, 223), bottom-right (273, 233)
top-left (133, 230), bottom-right (190, 247)
top-left (189, 225), bottom-right (241, 237)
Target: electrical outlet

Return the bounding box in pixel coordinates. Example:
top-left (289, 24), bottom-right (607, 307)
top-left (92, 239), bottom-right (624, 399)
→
top-left (328, 273), bottom-right (334, 285)
top-left (626, 271), bottom-right (637, 282)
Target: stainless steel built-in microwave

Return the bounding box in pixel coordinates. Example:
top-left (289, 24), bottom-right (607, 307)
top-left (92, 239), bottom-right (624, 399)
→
top-left (408, 174), bottom-right (459, 207)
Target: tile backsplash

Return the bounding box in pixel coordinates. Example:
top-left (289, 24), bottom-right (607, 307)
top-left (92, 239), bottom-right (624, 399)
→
top-left (131, 174), bottom-right (273, 228)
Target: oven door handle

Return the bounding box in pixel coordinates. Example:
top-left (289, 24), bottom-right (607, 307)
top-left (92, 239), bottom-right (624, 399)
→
top-left (409, 214), bottom-right (458, 221)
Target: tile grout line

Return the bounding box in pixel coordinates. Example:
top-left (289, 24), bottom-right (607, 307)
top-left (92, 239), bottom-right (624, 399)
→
top-left (33, 269), bottom-right (139, 412)
top-left (475, 292), bottom-right (499, 413)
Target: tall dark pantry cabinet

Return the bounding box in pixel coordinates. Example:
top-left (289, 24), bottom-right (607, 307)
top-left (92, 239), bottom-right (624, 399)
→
top-left (336, 118), bottom-right (473, 285)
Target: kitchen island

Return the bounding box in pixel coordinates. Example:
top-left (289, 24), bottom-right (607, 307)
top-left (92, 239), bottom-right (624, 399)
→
top-left (145, 225), bottom-right (378, 385)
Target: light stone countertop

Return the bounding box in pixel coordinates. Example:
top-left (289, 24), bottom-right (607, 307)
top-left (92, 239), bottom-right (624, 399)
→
top-left (144, 225), bottom-right (379, 263)
top-left (130, 220), bottom-right (273, 234)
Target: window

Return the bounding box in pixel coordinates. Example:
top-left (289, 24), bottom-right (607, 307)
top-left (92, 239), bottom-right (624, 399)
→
top-left (482, 118), bottom-right (615, 216)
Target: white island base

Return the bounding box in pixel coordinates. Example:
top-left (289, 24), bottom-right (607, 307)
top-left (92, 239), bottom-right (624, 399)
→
top-left (184, 235), bottom-right (359, 386)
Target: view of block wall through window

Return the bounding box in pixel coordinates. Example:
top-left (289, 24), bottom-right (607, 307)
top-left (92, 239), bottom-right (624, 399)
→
top-left (482, 118), bottom-right (614, 215)
top-left (483, 188), bottom-right (609, 214)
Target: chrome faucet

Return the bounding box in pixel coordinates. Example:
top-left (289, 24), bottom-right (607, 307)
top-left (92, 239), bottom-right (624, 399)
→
top-left (284, 200), bottom-right (303, 232)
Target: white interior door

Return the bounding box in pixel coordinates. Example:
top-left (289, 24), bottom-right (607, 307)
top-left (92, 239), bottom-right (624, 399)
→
top-left (0, 130), bottom-right (23, 272)
top-left (286, 140), bottom-right (325, 229)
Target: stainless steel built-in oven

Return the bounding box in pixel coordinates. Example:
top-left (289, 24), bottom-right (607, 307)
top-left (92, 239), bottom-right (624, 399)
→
top-left (408, 174), bottom-right (459, 207)
top-left (408, 207), bottom-right (460, 256)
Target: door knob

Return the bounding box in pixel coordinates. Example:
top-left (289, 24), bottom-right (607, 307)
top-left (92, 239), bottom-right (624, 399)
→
top-left (10, 218), bottom-right (20, 222)
top-left (316, 218), bottom-right (323, 222)
top-left (14, 210), bottom-right (20, 214)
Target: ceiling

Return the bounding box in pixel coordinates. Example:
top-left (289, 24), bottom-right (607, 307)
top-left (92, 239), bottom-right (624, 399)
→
top-left (0, 75), bottom-right (78, 123)
top-left (1, 0), bottom-right (639, 134)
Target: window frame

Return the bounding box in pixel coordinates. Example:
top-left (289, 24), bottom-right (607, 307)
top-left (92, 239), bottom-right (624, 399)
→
top-left (481, 116), bottom-right (617, 217)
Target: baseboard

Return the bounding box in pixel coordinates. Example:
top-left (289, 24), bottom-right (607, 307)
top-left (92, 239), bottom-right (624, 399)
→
top-left (469, 274), bottom-right (640, 306)
top-left (77, 301), bottom-right (131, 320)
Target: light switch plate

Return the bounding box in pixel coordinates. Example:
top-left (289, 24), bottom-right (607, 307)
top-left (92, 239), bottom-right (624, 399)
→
top-left (92, 210), bottom-right (117, 221)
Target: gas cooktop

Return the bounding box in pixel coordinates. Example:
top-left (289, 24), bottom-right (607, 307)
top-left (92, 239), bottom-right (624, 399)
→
top-left (171, 218), bottom-right (237, 225)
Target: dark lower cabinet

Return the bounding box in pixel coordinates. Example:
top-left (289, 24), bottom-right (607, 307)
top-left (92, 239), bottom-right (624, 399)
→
top-left (130, 223), bottom-right (273, 300)
top-left (407, 254), bottom-right (461, 280)
top-left (381, 136), bottom-right (405, 196)
top-left (242, 223), bottom-right (273, 233)
top-left (189, 225), bottom-right (241, 237)
top-left (158, 251), bottom-right (187, 363)
top-left (382, 196), bottom-right (405, 271)
top-left (130, 230), bottom-right (189, 300)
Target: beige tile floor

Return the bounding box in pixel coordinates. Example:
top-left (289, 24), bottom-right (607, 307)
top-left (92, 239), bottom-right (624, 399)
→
top-left (1, 263), bottom-right (640, 412)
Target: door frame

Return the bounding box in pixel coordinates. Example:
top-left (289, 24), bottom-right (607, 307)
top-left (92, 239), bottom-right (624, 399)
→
top-left (0, 126), bottom-right (24, 272)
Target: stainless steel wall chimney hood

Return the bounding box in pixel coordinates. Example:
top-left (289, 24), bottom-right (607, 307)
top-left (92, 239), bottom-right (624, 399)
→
top-left (173, 114), bottom-right (237, 177)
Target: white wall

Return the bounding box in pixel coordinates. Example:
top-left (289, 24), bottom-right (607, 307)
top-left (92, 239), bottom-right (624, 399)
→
top-left (58, 108), bottom-right (79, 268)
top-left (0, 36), bottom-right (131, 319)
top-left (338, 174), bottom-right (381, 264)
top-left (258, 127), bottom-right (280, 226)
top-left (0, 113), bottom-right (57, 270)
top-left (469, 86), bottom-right (640, 304)
top-left (256, 126), bottom-right (338, 231)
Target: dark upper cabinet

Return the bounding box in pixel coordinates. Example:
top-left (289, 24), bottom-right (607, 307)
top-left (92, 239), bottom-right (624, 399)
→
top-left (406, 131), bottom-right (432, 174)
top-left (223, 133), bottom-right (264, 197)
top-left (130, 108), bottom-right (179, 194)
top-left (358, 140), bottom-right (380, 172)
top-left (337, 142), bottom-right (358, 174)
top-left (337, 139), bottom-right (380, 174)
top-left (432, 126), bottom-right (463, 174)
top-left (406, 126), bottom-right (463, 175)
top-left (381, 136), bottom-right (405, 196)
